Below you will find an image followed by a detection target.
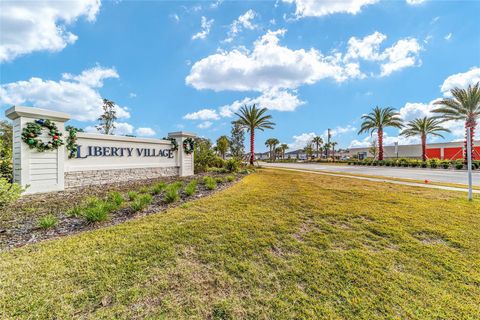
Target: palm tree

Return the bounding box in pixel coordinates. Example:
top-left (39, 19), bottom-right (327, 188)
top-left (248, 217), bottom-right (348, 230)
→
top-left (331, 141), bottom-right (338, 161)
top-left (280, 143), bottom-right (289, 159)
top-left (401, 117), bottom-right (450, 161)
top-left (433, 82), bottom-right (480, 161)
top-left (234, 104), bottom-right (275, 165)
top-left (358, 106), bottom-right (403, 160)
top-left (312, 136), bottom-right (323, 159)
top-left (265, 138), bottom-right (279, 161)
top-left (303, 144), bottom-right (313, 160)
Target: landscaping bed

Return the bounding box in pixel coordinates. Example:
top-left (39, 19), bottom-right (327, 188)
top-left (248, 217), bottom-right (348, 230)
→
top-left (348, 158), bottom-right (480, 170)
top-left (0, 171), bottom-right (247, 251)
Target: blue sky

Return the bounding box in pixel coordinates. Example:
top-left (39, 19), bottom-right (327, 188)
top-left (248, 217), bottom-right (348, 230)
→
top-left (1, 0), bottom-right (479, 151)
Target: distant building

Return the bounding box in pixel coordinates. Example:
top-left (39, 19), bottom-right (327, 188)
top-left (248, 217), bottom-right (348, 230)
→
top-left (348, 140), bottom-right (480, 160)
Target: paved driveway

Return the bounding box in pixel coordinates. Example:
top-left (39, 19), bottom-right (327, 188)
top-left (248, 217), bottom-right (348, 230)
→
top-left (261, 162), bottom-right (480, 186)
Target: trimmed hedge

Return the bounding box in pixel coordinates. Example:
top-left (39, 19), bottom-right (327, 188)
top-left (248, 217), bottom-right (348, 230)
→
top-left (347, 158), bottom-right (480, 170)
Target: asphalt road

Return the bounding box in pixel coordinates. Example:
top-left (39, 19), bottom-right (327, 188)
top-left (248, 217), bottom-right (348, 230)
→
top-left (261, 162), bottom-right (480, 186)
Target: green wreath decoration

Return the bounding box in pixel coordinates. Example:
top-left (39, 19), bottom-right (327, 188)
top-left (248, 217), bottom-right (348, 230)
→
top-left (66, 127), bottom-right (79, 159)
top-left (21, 119), bottom-right (64, 152)
top-left (183, 137), bottom-right (195, 155)
top-left (164, 137), bottom-right (179, 151)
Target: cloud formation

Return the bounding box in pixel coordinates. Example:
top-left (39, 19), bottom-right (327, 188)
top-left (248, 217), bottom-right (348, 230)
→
top-left (192, 16), bottom-right (214, 40)
top-left (0, 0), bottom-right (101, 62)
top-left (0, 66), bottom-right (129, 121)
top-left (283, 0), bottom-right (379, 18)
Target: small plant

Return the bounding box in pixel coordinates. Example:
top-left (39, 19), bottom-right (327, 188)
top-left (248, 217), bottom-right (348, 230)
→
top-left (203, 176), bottom-right (217, 190)
top-left (428, 158), bottom-right (439, 168)
top-left (131, 194), bottom-right (153, 212)
top-left (107, 191), bottom-right (124, 206)
top-left (82, 202), bottom-right (110, 223)
top-left (226, 175), bottom-right (235, 182)
top-left (139, 186), bottom-right (150, 194)
top-left (127, 191), bottom-right (139, 201)
top-left (164, 183), bottom-right (181, 203)
top-left (184, 180), bottom-right (197, 196)
top-left (150, 182), bottom-right (166, 195)
top-left (421, 161), bottom-right (428, 168)
top-left (215, 177), bottom-right (224, 183)
top-left (38, 214), bottom-right (58, 229)
top-left (66, 206), bottom-right (82, 217)
top-left (0, 179), bottom-right (24, 207)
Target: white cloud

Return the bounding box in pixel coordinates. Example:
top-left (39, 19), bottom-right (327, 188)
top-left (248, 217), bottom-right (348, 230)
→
top-left (349, 133), bottom-right (420, 148)
top-left (187, 29), bottom-right (363, 92)
top-left (224, 9), bottom-right (258, 42)
top-left (192, 16), bottom-right (214, 40)
top-left (135, 127), bottom-right (156, 136)
top-left (113, 122), bottom-right (134, 135)
top-left (0, 0), bottom-right (101, 62)
top-left (198, 121), bottom-right (213, 129)
top-left (440, 67), bottom-right (480, 95)
top-left (283, 0), bottom-right (379, 18)
top-left (0, 66), bottom-right (130, 121)
top-left (406, 0), bottom-right (425, 5)
top-left (444, 33), bottom-right (452, 41)
top-left (289, 132), bottom-right (317, 150)
top-left (324, 125), bottom-right (357, 139)
top-left (129, 92), bottom-right (137, 98)
top-left (219, 89), bottom-right (305, 117)
top-left (380, 38), bottom-right (421, 76)
top-left (345, 31), bottom-right (387, 61)
top-left (183, 109), bottom-right (220, 120)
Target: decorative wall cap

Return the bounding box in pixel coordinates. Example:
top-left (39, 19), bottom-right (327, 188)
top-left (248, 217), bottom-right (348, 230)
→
top-left (168, 131), bottom-right (197, 138)
top-left (77, 132), bottom-right (171, 144)
top-left (5, 106), bottom-right (70, 122)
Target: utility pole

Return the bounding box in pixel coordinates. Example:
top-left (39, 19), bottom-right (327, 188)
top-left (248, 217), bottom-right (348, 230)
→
top-left (466, 127), bottom-right (473, 201)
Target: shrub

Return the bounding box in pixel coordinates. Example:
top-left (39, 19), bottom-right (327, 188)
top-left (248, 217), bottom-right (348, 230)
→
top-left (184, 180), bottom-right (197, 196)
top-left (150, 182), bottom-right (166, 195)
top-left (226, 175), bottom-right (235, 182)
top-left (0, 178), bottom-right (23, 207)
top-left (473, 161), bottom-right (480, 169)
top-left (207, 167), bottom-right (229, 173)
top-left (440, 160), bottom-right (450, 169)
top-left (131, 194), bottom-right (153, 212)
top-left (127, 191), bottom-right (139, 201)
top-left (107, 191), bottom-right (124, 206)
top-left (203, 176), bottom-right (217, 190)
top-left (38, 214), bottom-right (58, 229)
top-left (454, 161), bottom-right (464, 170)
top-left (428, 158), bottom-right (439, 168)
top-left (66, 206), bottom-right (81, 217)
top-left (410, 160), bottom-right (420, 168)
top-left (225, 158), bottom-right (240, 173)
top-left (215, 177), bottom-right (224, 183)
top-left (164, 183), bottom-right (181, 203)
top-left (212, 157), bottom-right (226, 168)
top-left (421, 161), bottom-right (428, 168)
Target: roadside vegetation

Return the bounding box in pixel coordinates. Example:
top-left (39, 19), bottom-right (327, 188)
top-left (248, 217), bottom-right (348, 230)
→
top-left (349, 157), bottom-right (480, 170)
top-left (1, 169), bottom-right (478, 319)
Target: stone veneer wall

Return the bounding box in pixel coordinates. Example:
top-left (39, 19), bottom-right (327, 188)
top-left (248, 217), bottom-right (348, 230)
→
top-left (65, 166), bottom-right (179, 188)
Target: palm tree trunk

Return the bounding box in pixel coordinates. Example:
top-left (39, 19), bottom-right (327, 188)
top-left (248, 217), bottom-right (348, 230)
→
top-left (378, 128), bottom-right (384, 161)
top-left (250, 130), bottom-right (255, 165)
top-left (421, 133), bottom-right (426, 162)
top-left (465, 119), bottom-right (477, 161)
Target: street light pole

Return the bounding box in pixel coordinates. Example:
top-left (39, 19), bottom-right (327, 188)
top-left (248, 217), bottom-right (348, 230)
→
top-left (466, 127), bottom-right (473, 201)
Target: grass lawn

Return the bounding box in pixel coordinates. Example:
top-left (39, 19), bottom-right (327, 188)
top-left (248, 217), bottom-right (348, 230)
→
top-left (1, 169), bottom-right (479, 319)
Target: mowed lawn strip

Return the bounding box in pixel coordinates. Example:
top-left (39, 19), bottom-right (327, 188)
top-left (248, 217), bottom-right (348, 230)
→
top-left (0, 169), bottom-right (479, 319)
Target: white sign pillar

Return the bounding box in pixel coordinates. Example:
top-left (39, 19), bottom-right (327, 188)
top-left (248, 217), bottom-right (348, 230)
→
top-left (5, 106), bottom-right (70, 194)
top-left (168, 131), bottom-right (196, 177)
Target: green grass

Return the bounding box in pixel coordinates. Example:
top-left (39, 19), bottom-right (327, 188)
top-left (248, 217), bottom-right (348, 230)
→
top-left (127, 191), bottom-right (139, 201)
top-left (37, 214), bottom-right (58, 229)
top-left (0, 169), bottom-right (479, 319)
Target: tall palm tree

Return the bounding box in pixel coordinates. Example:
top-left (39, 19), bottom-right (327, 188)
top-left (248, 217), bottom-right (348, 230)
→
top-left (312, 136), bottom-right (323, 159)
top-left (280, 143), bottom-right (289, 159)
top-left (234, 104), bottom-right (275, 165)
top-left (358, 106), bottom-right (403, 160)
top-left (401, 117), bottom-right (450, 161)
top-left (303, 143), bottom-right (313, 160)
top-left (433, 82), bottom-right (480, 161)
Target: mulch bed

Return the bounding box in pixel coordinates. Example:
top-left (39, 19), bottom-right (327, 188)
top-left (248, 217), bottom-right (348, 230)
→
top-left (0, 172), bottom-right (244, 251)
